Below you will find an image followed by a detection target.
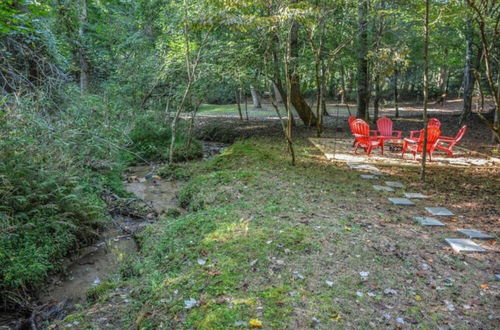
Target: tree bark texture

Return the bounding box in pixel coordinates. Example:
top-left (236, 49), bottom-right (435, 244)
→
top-left (356, 0), bottom-right (370, 120)
top-left (289, 20), bottom-right (317, 126)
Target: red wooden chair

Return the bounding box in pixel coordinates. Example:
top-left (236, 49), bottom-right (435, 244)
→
top-left (352, 119), bottom-right (383, 156)
top-left (436, 125), bottom-right (467, 157)
top-left (408, 118), bottom-right (441, 140)
top-left (348, 116), bottom-right (356, 127)
top-left (376, 117), bottom-right (402, 142)
top-left (402, 126), bottom-right (441, 161)
top-left (348, 116), bottom-right (378, 146)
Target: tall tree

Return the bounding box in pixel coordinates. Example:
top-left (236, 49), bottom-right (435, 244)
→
top-left (421, 0), bottom-right (430, 181)
top-left (288, 18), bottom-right (317, 126)
top-left (460, 20), bottom-right (476, 125)
top-left (356, 0), bottom-right (369, 120)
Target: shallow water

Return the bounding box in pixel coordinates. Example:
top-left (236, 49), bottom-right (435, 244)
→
top-left (1, 142), bottom-right (227, 328)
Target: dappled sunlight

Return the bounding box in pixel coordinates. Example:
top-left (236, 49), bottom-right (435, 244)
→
top-left (202, 220), bottom-right (251, 244)
top-left (310, 137), bottom-right (500, 167)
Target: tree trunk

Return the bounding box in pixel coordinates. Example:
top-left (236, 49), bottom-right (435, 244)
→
top-left (236, 89), bottom-right (243, 120)
top-left (244, 89), bottom-right (249, 120)
top-left (273, 82), bottom-right (283, 103)
top-left (460, 21), bottom-right (476, 125)
top-left (374, 75), bottom-right (381, 121)
top-left (421, 0), bottom-right (430, 182)
top-left (394, 67), bottom-right (399, 118)
top-left (250, 85), bottom-right (262, 108)
top-left (356, 0), bottom-right (370, 120)
top-left (340, 66), bottom-right (346, 104)
top-left (289, 19), bottom-right (317, 126)
top-left (79, 0), bottom-right (89, 94)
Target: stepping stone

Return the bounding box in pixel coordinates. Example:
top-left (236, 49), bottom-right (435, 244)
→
top-left (496, 274), bottom-right (500, 281)
top-left (457, 229), bottom-right (495, 240)
top-left (373, 185), bottom-right (395, 192)
top-left (414, 217), bottom-right (445, 226)
top-left (426, 207), bottom-right (454, 216)
top-left (388, 198), bottom-right (415, 206)
top-left (445, 238), bottom-right (486, 253)
top-left (404, 192), bottom-right (428, 199)
top-left (347, 163), bottom-right (380, 172)
top-left (370, 171), bottom-right (387, 176)
top-left (385, 181), bottom-right (405, 189)
top-left (360, 174), bottom-right (377, 180)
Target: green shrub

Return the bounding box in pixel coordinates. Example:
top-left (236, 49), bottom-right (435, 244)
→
top-left (129, 116), bottom-right (202, 162)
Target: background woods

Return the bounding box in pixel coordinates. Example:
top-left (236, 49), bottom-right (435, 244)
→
top-left (0, 0), bottom-right (498, 326)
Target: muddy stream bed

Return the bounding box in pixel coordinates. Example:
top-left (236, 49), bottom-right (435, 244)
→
top-left (0, 142), bottom-right (226, 329)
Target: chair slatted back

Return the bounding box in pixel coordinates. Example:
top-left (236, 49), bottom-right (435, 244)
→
top-left (428, 118), bottom-right (441, 128)
top-left (376, 117), bottom-right (393, 136)
top-left (352, 119), bottom-right (370, 145)
top-left (417, 126), bottom-right (441, 152)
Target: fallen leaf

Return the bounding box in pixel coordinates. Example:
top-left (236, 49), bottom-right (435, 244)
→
top-left (344, 226), bottom-right (352, 231)
top-left (332, 313), bottom-right (341, 322)
top-left (415, 295), bottom-right (422, 302)
top-left (249, 318), bottom-right (263, 328)
top-left (208, 270), bottom-right (221, 276)
top-left (480, 283), bottom-right (489, 290)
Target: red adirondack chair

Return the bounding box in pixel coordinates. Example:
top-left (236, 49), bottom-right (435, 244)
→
top-left (376, 117), bottom-right (402, 142)
top-left (408, 118), bottom-right (441, 140)
top-left (402, 126), bottom-right (441, 161)
top-left (352, 119), bottom-right (384, 156)
top-left (436, 125), bottom-right (467, 157)
top-left (348, 116), bottom-right (357, 127)
top-left (348, 116), bottom-right (378, 146)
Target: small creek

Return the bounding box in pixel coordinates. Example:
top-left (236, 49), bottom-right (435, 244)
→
top-left (0, 141), bottom-right (226, 329)
top-left (38, 165), bottom-right (181, 306)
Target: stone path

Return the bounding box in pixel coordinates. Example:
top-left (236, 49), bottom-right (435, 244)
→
top-left (457, 229), bottom-right (495, 240)
top-left (414, 217), bottom-right (445, 226)
top-left (346, 163), bottom-right (495, 256)
top-left (445, 239), bottom-right (487, 253)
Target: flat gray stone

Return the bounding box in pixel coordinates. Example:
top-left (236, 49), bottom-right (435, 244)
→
top-left (385, 181), bottom-right (405, 189)
top-left (388, 198), bottom-right (415, 206)
top-left (373, 185), bottom-right (395, 192)
top-left (426, 207), bottom-right (454, 216)
top-left (404, 193), bottom-right (428, 199)
top-left (360, 174), bottom-right (377, 180)
top-left (445, 239), bottom-right (486, 253)
top-left (414, 217), bottom-right (445, 226)
top-left (347, 163), bottom-right (380, 172)
top-left (370, 171), bottom-right (387, 176)
top-left (496, 274), bottom-right (500, 281)
top-left (457, 229), bottom-right (494, 240)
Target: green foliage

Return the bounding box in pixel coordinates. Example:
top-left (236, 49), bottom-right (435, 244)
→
top-left (157, 163), bottom-right (192, 180)
top-left (129, 116), bottom-right (202, 162)
top-left (86, 281), bottom-right (117, 303)
top-left (0, 104), bottom-right (112, 293)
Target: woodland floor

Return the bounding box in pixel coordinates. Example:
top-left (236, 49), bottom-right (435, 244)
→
top-left (51, 110), bottom-right (498, 329)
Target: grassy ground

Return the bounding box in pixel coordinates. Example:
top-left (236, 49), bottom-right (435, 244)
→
top-left (56, 136), bottom-right (499, 329)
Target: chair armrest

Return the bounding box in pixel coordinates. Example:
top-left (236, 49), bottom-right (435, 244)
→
top-left (438, 135), bottom-right (454, 141)
top-left (409, 130), bottom-right (421, 140)
top-left (392, 130), bottom-right (403, 138)
top-left (403, 138), bottom-right (417, 144)
top-left (353, 134), bottom-right (365, 138)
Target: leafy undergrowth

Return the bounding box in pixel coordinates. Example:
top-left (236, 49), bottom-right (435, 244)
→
top-left (0, 93), bottom-right (202, 311)
top-left (61, 138), bottom-right (498, 329)
top-left (129, 116), bottom-right (202, 162)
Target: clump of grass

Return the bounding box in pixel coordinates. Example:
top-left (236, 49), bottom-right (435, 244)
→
top-left (129, 116), bottom-right (202, 162)
top-left (86, 281), bottom-right (117, 303)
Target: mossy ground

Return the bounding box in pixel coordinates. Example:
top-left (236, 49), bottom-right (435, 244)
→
top-left (57, 137), bottom-right (498, 329)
